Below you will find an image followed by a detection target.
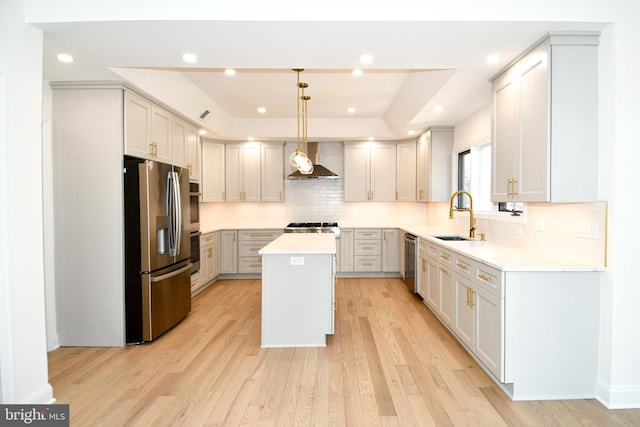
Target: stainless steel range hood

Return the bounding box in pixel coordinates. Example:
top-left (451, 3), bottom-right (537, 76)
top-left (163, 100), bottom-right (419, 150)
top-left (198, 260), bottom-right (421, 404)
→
top-left (287, 142), bottom-right (339, 180)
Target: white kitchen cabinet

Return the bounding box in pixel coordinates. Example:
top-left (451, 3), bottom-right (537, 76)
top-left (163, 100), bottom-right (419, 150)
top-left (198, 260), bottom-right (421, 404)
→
top-left (396, 140), bottom-right (416, 201)
top-left (185, 124), bottom-right (200, 182)
top-left (491, 32), bottom-right (599, 203)
top-left (220, 230), bottom-right (238, 274)
top-left (237, 229), bottom-right (283, 274)
top-left (339, 229), bottom-right (354, 273)
top-left (416, 240), bottom-right (428, 299)
top-left (437, 249), bottom-right (455, 328)
top-left (354, 228), bottom-right (382, 272)
top-left (199, 231), bottom-right (220, 289)
top-left (382, 228), bottom-right (399, 272)
top-left (201, 141), bottom-right (226, 202)
top-left (416, 127), bottom-right (453, 202)
top-left (171, 117), bottom-right (187, 168)
top-left (260, 143), bottom-right (284, 202)
top-left (226, 143), bottom-right (261, 202)
top-left (344, 142), bottom-right (396, 202)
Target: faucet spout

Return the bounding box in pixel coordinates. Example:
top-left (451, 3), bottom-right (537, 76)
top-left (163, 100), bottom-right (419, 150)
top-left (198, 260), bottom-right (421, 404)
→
top-left (449, 190), bottom-right (476, 239)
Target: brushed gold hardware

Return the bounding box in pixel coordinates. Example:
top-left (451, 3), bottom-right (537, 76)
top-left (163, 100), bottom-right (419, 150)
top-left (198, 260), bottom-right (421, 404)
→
top-left (149, 142), bottom-right (154, 155)
top-left (478, 274), bottom-right (492, 282)
top-left (222, 191), bottom-right (226, 200)
top-left (419, 189), bottom-right (424, 200)
top-left (422, 259), bottom-right (426, 272)
top-left (439, 267), bottom-right (447, 273)
top-left (456, 263), bottom-right (467, 270)
top-left (249, 264), bottom-right (261, 267)
top-left (469, 288), bottom-right (475, 308)
top-left (250, 247), bottom-right (261, 251)
top-left (207, 248), bottom-right (212, 257)
top-left (249, 234), bottom-right (273, 237)
top-left (440, 254), bottom-right (450, 261)
top-left (466, 287), bottom-right (471, 306)
top-left (513, 178), bottom-right (518, 196)
top-left (187, 164), bottom-right (193, 176)
top-left (480, 233), bottom-right (486, 241)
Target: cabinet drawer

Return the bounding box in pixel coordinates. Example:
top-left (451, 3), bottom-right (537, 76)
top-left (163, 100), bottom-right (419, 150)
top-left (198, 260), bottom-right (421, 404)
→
top-left (238, 229), bottom-right (283, 240)
top-left (437, 247), bottom-right (454, 268)
top-left (454, 253), bottom-right (476, 280)
top-left (238, 256), bottom-right (262, 274)
top-left (418, 239), bottom-right (428, 256)
top-left (426, 242), bottom-right (440, 260)
top-left (354, 256), bottom-right (382, 272)
top-left (238, 240), bottom-right (271, 257)
top-left (354, 240), bottom-right (381, 256)
top-left (200, 232), bottom-right (216, 246)
top-left (354, 229), bottom-right (382, 240)
top-left (476, 263), bottom-right (503, 298)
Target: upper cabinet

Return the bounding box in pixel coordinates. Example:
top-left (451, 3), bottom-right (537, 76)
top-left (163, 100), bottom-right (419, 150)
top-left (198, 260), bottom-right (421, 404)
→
top-left (344, 142), bottom-right (396, 202)
top-left (261, 143), bottom-right (285, 202)
top-left (124, 89), bottom-right (200, 180)
top-left (201, 141), bottom-right (284, 203)
top-left (201, 140), bottom-right (226, 203)
top-left (416, 127), bottom-right (453, 202)
top-left (396, 140), bottom-right (416, 201)
top-left (491, 32), bottom-right (599, 203)
top-left (225, 143), bottom-right (261, 202)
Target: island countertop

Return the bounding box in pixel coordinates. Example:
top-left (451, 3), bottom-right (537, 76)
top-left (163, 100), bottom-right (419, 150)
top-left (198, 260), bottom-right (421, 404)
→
top-left (259, 233), bottom-right (336, 255)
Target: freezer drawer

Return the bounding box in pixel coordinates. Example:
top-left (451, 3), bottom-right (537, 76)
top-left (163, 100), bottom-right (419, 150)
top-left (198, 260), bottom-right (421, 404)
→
top-left (141, 262), bottom-right (192, 341)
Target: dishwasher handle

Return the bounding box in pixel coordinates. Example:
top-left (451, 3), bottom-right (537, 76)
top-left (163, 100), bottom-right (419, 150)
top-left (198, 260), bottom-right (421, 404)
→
top-left (403, 233), bottom-right (417, 243)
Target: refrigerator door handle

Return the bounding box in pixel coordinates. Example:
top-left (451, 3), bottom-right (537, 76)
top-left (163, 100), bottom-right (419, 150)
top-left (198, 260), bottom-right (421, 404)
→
top-left (150, 263), bottom-right (193, 283)
top-left (167, 171), bottom-right (182, 257)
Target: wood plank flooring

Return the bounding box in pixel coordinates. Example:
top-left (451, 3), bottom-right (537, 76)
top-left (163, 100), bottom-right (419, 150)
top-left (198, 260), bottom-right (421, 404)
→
top-left (48, 278), bottom-right (640, 426)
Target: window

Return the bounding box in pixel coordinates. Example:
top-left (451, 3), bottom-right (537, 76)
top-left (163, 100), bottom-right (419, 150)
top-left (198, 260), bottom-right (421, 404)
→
top-left (456, 141), bottom-right (492, 213)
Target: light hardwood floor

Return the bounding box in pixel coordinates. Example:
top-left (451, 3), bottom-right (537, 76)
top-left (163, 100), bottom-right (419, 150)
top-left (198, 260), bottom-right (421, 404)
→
top-left (48, 278), bottom-right (640, 426)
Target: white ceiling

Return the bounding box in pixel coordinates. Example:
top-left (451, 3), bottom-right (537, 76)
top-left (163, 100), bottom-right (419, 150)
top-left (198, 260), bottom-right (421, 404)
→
top-left (38, 20), bottom-right (606, 141)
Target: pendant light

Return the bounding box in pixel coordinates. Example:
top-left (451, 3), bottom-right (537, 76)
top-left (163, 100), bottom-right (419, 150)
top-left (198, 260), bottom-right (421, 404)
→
top-left (289, 69), bottom-right (314, 175)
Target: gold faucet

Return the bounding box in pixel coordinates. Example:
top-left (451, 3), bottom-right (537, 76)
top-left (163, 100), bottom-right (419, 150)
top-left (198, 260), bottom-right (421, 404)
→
top-left (449, 190), bottom-right (476, 238)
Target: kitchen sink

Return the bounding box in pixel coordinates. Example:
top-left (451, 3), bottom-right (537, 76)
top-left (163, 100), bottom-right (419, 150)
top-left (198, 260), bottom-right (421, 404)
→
top-left (433, 235), bottom-right (470, 241)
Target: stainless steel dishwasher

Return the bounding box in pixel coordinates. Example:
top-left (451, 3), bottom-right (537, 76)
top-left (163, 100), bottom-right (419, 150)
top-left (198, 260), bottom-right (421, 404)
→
top-left (403, 233), bottom-right (417, 294)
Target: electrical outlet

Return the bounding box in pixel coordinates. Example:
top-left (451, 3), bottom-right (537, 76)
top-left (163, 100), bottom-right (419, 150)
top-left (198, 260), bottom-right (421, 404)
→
top-left (575, 221), bottom-right (598, 239)
top-left (290, 256), bottom-right (305, 266)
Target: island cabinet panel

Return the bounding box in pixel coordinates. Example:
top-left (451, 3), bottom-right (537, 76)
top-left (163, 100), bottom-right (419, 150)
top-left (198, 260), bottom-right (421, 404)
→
top-left (338, 229), bottom-right (354, 272)
top-left (259, 233), bottom-right (336, 348)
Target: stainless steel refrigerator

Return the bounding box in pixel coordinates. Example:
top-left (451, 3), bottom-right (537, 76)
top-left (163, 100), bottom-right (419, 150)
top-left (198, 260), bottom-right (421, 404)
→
top-left (124, 156), bottom-right (191, 343)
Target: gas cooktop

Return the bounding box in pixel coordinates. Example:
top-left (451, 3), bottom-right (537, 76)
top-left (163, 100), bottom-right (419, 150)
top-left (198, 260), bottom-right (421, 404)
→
top-left (284, 222), bottom-right (340, 237)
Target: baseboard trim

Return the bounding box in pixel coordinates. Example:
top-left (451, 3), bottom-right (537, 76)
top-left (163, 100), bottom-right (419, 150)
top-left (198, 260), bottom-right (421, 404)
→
top-left (596, 378), bottom-right (640, 409)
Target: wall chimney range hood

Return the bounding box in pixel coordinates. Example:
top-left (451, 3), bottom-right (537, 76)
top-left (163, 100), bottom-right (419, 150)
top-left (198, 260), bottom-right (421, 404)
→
top-left (287, 142), bottom-right (339, 180)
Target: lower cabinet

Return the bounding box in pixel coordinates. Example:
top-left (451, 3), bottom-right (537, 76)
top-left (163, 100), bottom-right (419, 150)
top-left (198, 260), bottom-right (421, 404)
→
top-left (416, 240), bottom-right (427, 299)
top-left (220, 230), bottom-right (238, 274)
top-left (199, 231), bottom-right (220, 289)
top-left (238, 229), bottom-right (283, 274)
top-left (339, 229), bottom-right (354, 272)
top-left (424, 241), bottom-right (454, 328)
top-left (382, 228), bottom-right (399, 272)
top-left (354, 229), bottom-right (382, 272)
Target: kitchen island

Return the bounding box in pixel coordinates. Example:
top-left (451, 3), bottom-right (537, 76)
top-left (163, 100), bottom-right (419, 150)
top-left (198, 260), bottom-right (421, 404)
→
top-left (258, 233), bottom-right (336, 348)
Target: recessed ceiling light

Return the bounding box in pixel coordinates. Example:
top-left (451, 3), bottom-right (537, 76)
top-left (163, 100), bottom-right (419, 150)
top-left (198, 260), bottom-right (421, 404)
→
top-left (352, 69), bottom-right (363, 76)
top-left (347, 107), bottom-right (356, 113)
top-left (224, 69), bottom-right (236, 76)
top-left (408, 130), bottom-right (416, 136)
top-left (198, 129), bottom-right (207, 136)
top-left (247, 136), bottom-right (255, 141)
top-left (360, 54), bottom-right (374, 65)
top-left (368, 136), bottom-right (375, 141)
top-left (434, 106), bottom-right (443, 113)
top-left (486, 54), bottom-right (500, 64)
top-left (182, 53), bottom-right (198, 64)
top-left (57, 53), bottom-right (74, 63)
top-left (257, 107), bottom-right (266, 114)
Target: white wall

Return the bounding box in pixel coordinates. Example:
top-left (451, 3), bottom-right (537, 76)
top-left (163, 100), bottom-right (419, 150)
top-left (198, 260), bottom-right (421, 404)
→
top-left (0, 0), bottom-right (53, 404)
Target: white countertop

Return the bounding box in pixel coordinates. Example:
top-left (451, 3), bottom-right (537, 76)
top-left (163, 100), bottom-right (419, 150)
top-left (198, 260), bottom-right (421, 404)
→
top-left (259, 233), bottom-right (337, 255)
top-left (399, 225), bottom-right (605, 272)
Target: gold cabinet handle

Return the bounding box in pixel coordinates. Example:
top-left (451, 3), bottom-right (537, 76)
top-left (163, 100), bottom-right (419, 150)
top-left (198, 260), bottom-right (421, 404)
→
top-left (478, 274), bottom-right (492, 282)
top-left (419, 189), bottom-right (424, 200)
top-left (440, 254), bottom-right (450, 261)
top-left (439, 267), bottom-right (447, 273)
top-left (421, 259), bottom-right (427, 272)
top-left (466, 287), bottom-right (471, 307)
top-left (249, 233), bottom-right (273, 237)
top-left (456, 263), bottom-right (467, 270)
top-left (187, 163), bottom-right (193, 176)
top-left (467, 287), bottom-right (476, 308)
top-left (207, 248), bottom-right (213, 257)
